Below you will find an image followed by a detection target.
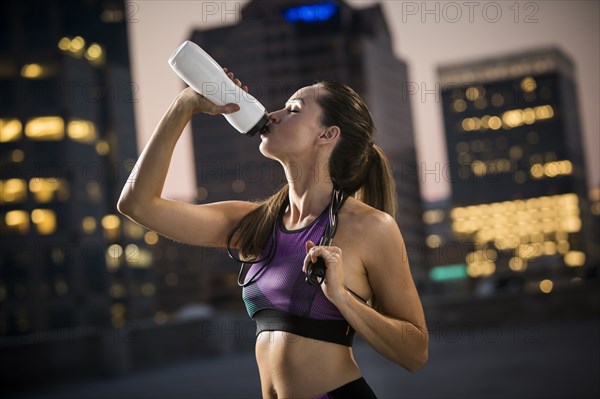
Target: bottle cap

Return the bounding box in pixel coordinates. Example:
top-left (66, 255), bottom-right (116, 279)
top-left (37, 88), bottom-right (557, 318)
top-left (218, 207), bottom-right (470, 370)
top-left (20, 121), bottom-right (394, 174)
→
top-left (245, 112), bottom-right (269, 137)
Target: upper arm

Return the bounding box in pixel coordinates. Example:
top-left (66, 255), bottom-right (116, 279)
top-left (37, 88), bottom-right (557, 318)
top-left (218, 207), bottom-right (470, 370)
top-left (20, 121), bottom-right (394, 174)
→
top-left (120, 197), bottom-right (260, 248)
top-left (363, 213), bottom-right (427, 332)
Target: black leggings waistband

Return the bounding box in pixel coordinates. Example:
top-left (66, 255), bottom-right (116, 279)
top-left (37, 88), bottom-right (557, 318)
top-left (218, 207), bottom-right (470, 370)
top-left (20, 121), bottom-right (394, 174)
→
top-left (318, 377), bottom-right (378, 399)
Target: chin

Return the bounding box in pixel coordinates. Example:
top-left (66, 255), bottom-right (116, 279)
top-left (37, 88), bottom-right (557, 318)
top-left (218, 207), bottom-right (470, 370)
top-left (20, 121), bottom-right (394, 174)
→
top-left (258, 141), bottom-right (277, 161)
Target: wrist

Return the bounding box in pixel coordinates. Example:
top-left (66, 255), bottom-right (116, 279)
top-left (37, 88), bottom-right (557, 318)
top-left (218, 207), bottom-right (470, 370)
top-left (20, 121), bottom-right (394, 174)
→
top-left (331, 287), bottom-right (354, 309)
top-left (172, 94), bottom-right (195, 119)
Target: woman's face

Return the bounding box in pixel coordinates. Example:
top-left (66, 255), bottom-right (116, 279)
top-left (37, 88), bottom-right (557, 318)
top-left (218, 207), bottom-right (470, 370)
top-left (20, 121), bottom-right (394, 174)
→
top-left (259, 84), bottom-right (329, 162)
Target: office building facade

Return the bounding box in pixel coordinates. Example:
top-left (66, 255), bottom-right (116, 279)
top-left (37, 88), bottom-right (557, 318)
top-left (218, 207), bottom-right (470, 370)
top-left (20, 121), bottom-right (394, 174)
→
top-left (0, 0), bottom-right (153, 337)
top-left (438, 47), bottom-right (593, 295)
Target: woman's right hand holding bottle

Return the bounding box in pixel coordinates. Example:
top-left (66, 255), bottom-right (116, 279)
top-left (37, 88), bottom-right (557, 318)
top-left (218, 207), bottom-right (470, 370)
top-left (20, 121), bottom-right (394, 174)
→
top-left (175, 68), bottom-right (248, 117)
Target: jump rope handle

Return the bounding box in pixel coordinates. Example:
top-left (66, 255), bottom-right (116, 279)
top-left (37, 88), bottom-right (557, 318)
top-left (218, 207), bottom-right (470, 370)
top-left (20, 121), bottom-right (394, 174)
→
top-left (305, 237), bottom-right (330, 286)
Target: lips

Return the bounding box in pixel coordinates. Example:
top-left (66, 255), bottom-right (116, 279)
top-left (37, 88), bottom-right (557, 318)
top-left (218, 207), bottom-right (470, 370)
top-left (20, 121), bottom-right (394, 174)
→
top-left (261, 123), bottom-right (271, 135)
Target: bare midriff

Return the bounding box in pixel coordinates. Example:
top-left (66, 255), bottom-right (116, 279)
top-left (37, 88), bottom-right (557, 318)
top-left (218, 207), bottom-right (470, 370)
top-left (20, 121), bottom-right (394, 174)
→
top-left (255, 330), bottom-right (362, 398)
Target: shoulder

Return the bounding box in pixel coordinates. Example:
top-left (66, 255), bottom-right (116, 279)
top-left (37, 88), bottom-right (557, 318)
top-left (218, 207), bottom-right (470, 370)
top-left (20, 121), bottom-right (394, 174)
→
top-left (339, 197), bottom-right (401, 243)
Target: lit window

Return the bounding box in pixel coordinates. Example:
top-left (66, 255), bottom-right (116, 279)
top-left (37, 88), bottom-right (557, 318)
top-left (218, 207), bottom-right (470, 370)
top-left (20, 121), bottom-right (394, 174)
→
top-left (1, 179), bottom-right (27, 204)
top-left (20, 63), bottom-right (52, 79)
top-left (110, 284), bottom-right (126, 299)
top-left (25, 116), bottom-right (64, 140)
top-left (86, 182), bottom-right (102, 202)
top-left (452, 99), bottom-right (467, 113)
top-left (197, 186), bottom-right (208, 201)
top-left (67, 119), bottom-right (97, 143)
top-left (488, 116), bottom-right (502, 130)
top-left (425, 234), bottom-right (442, 248)
top-left (491, 93), bottom-right (504, 107)
top-left (508, 257), bottom-right (526, 271)
top-left (232, 179), bottom-right (246, 193)
top-left (84, 43), bottom-right (105, 66)
top-left (69, 36), bottom-right (85, 54)
top-left (502, 109), bottom-right (523, 128)
top-left (102, 214), bottom-right (121, 241)
top-left (31, 209), bottom-right (57, 235)
top-left (0, 118), bottom-right (22, 142)
top-left (51, 247), bottom-right (65, 264)
top-left (101, 8), bottom-right (125, 23)
top-left (95, 140), bottom-right (110, 155)
top-left (522, 108), bottom-right (536, 124)
top-left (520, 76), bottom-right (537, 92)
top-left (534, 105), bottom-right (554, 120)
top-left (9, 149), bottom-right (25, 163)
top-left (106, 244), bottom-right (123, 271)
top-left (144, 231), bottom-right (159, 245)
top-left (29, 178), bottom-right (63, 203)
top-left (465, 86), bottom-right (481, 101)
top-left (82, 216), bottom-right (97, 234)
top-left (124, 220), bottom-right (145, 239)
top-left (474, 97), bottom-right (487, 110)
top-left (422, 209), bottom-right (445, 224)
top-left (4, 210), bottom-right (30, 234)
top-left (126, 244), bottom-right (152, 268)
top-left (111, 303), bottom-right (126, 330)
top-left (539, 279), bottom-right (553, 294)
top-left (58, 37), bottom-right (71, 51)
top-left (509, 146), bottom-right (523, 159)
top-left (564, 251), bottom-right (585, 267)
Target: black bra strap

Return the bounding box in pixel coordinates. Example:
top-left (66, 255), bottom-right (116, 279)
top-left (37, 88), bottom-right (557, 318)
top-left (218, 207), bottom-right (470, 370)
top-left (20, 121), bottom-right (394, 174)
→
top-left (254, 308), bottom-right (355, 347)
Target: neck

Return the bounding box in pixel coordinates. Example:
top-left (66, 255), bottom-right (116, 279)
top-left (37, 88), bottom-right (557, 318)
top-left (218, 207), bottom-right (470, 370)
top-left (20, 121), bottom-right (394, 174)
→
top-left (282, 161), bottom-right (333, 229)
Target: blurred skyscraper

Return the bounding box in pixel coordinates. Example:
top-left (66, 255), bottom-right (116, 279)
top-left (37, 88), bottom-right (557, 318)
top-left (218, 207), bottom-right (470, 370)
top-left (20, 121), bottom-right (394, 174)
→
top-left (181, 0), bottom-right (426, 300)
top-left (0, 0), bottom-right (154, 338)
top-left (437, 47), bottom-right (595, 296)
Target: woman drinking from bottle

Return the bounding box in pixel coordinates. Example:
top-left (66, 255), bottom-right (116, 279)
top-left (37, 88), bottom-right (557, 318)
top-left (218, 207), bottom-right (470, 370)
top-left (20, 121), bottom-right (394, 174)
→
top-left (118, 71), bottom-right (428, 398)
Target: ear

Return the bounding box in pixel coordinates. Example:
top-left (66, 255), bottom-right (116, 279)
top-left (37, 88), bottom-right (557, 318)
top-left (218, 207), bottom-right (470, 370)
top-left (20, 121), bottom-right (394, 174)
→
top-left (319, 125), bottom-right (340, 142)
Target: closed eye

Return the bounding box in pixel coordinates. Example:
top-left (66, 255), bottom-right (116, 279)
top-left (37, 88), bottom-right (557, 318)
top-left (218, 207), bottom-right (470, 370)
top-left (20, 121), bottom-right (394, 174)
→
top-left (286, 107), bottom-right (300, 113)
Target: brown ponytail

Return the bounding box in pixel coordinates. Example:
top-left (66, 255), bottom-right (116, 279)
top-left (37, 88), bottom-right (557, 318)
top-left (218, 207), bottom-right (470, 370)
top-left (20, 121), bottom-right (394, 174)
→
top-left (230, 81), bottom-right (397, 260)
top-left (354, 144), bottom-right (397, 218)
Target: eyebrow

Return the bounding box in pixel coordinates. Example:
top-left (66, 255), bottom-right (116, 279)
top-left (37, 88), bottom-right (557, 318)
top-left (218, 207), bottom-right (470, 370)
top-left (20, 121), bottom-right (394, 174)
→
top-left (286, 98), bottom-right (305, 106)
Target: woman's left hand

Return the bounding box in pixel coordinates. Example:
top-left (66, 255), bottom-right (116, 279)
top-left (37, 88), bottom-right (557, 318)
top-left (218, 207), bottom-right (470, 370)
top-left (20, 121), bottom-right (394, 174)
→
top-left (303, 240), bottom-right (346, 304)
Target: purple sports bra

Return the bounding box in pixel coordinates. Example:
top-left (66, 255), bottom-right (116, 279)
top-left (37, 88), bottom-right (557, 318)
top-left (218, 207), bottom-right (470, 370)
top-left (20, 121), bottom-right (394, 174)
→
top-left (242, 205), bottom-right (345, 320)
top-left (241, 202), bottom-right (358, 346)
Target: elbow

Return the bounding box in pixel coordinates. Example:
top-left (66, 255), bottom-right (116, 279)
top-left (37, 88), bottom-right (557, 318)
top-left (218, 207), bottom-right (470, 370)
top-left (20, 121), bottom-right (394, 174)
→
top-left (399, 333), bottom-right (429, 373)
top-left (406, 347), bottom-right (428, 373)
top-left (117, 193), bottom-right (143, 219)
top-left (117, 195), bottom-right (133, 217)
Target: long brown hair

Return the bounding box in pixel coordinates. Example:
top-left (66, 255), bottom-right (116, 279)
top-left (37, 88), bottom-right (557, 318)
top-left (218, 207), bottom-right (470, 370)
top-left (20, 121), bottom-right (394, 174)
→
top-left (229, 81), bottom-right (397, 260)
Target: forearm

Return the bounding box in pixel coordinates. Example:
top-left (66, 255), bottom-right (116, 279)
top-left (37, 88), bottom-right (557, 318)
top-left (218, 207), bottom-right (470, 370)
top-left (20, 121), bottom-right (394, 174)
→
top-left (335, 290), bottom-right (428, 372)
top-left (118, 98), bottom-right (192, 213)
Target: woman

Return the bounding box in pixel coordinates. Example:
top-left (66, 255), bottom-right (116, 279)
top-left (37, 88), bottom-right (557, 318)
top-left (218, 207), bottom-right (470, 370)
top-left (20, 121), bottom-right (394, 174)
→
top-left (118, 71), bottom-right (428, 398)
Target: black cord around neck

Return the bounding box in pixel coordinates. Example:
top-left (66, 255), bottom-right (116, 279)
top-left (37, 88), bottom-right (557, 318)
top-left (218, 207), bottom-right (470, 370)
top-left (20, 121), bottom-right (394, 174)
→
top-left (229, 188), bottom-right (346, 288)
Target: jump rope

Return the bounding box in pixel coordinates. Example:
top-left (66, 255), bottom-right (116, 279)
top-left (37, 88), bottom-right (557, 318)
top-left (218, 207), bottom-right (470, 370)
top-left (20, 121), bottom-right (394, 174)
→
top-left (226, 188), bottom-right (347, 287)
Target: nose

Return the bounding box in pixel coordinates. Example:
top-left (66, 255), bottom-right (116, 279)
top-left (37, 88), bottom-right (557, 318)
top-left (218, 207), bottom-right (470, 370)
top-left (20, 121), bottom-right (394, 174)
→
top-left (268, 111), bottom-right (280, 124)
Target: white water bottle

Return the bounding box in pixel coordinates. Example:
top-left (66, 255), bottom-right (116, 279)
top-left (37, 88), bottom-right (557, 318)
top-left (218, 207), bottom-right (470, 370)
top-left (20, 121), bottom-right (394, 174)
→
top-left (168, 40), bottom-right (269, 136)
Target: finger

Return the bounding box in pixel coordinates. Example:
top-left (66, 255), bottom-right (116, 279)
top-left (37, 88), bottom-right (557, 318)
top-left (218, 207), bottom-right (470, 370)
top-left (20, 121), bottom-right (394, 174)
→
top-left (234, 78), bottom-right (242, 87)
top-left (311, 246), bottom-right (341, 264)
top-left (302, 253), bottom-right (311, 273)
top-left (242, 85), bottom-right (248, 93)
top-left (310, 246), bottom-right (320, 263)
top-left (223, 67), bottom-right (228, 73)
top-left (321, 246), bottom-right (342, 256)
top-left (219, 103), bottom-right (240, 114)
top-left (305, 240), bottom-right (316, 254)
